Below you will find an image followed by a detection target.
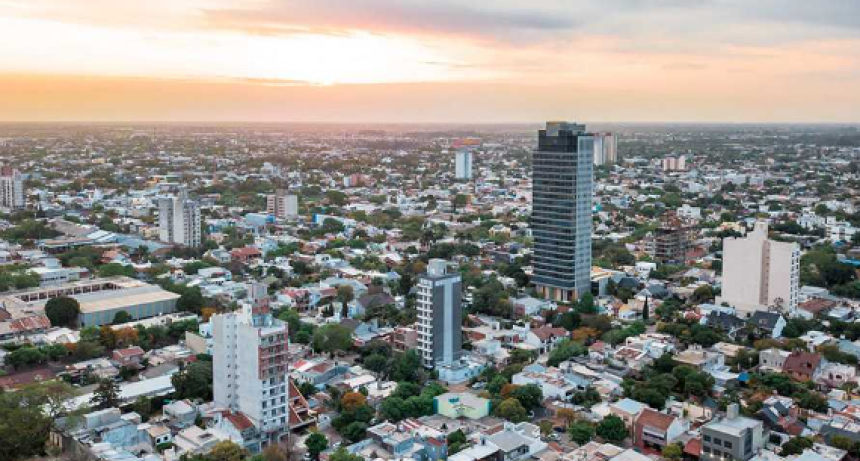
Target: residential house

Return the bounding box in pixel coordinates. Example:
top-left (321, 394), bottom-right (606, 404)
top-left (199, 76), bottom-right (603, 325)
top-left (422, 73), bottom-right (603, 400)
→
top-left (524, 325), bottom-right (569, 354)
top-left (633, 408), bottom-right (687, 451)
top-left (782, 351), bottom-right (823, 382)
top-left (700, 404), bottom-right (764, 461)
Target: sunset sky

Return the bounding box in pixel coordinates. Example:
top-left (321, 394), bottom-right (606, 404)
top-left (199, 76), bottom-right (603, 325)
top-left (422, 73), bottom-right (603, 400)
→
top-left (2, 0), bottom-right (860, 123)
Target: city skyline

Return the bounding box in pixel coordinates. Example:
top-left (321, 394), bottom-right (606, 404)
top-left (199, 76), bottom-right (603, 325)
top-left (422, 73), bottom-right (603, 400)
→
top-left (3, 1), bottom-right (860, 123)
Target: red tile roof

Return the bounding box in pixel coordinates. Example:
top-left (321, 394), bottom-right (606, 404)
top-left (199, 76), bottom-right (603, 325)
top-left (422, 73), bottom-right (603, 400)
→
top-left (636, 408), bottom-right (676, 432)
top-left (226, 412), bottom-right (254, 431)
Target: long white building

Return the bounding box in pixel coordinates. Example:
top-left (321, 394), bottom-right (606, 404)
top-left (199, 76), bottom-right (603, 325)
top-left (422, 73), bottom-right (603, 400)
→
top-left (718, 222), bottom-right (800, 318)
top-left (158, 187), bottom-right (201, 247)
top-left (0, 165), bottom-right (25, 211)
top-left (213, 283), bottom-right (290, 446)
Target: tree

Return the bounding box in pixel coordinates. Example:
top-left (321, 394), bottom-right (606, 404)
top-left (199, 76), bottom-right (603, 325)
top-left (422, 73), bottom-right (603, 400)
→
top-left (312, 324), bottom-right (354, 354)
top-left (780, 437), bottom-right (814, 456)
top-left (341, 392), bottom-right (367, 412)
top-left (547, 339), bottom-right (586, 367)
top-left (496, 398), bottom-right (528, 422)
top-left (596, 415), bottom-right (627, 443)
top-left (172, 361), bottom-right (214, 400)
top-left (0, 384), bottom-right (55, 460)
top-left (305, 432), bottom-right (328, 460)
top-left (209, 440), bottom-right (248, 461)
top-left (662, 443), bottom-right (683, 460)
top-left (112, 310), bottom-right (133, 325)
top-left (44, 296), bottom-right (80, 327)
top-left (177, 287), bottom-right (204, 314)
top-left (512, 384), bottom-right (543, 411)
top-left (337, 285), bottom-right (354, 319)
top-left (91, 378), bottom-right (120, 409)
top-left (380, 396), bottom-right (408, 422)
top-left (569, 421), bottom-right (595, 445)
top-left (447, 429), bottom-right (468, 455)
top-left (364, 354), bottom-right (389, 378)
top-left (329, 447), bottom-right (364, 461)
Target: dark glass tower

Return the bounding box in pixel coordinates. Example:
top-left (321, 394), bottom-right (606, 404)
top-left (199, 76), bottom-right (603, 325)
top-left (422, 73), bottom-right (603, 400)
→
top-left (532, 122), bottom-right (594, 302)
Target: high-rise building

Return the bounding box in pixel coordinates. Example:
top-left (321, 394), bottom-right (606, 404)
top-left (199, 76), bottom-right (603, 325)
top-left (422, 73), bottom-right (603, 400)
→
top-left (158, 187), bottom-right (201, 248)
top-left (417, 259), bottom-right (463, 369)
top-left (593, 133), bottom-right (618, 166)
top-left (0, 165), bottom-right (25, 211)
top-left (645, 212), bottom-right (694, 264)
top-left (455, 151), bottom-right (474, 180)
top-left (213, 283), bottom-right (291, 445)
top-left (662, 155), bottom-right (688, 172)
top-left (718, 222), bottom-right (800, 318)
top-left (532, 121), bottom-right (594, 302)
top-left (266, 189), bottom-right (298, 219)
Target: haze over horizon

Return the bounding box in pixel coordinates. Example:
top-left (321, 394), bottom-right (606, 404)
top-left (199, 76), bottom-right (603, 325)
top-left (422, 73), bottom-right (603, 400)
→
top-left (3, 0), bottom-right (860, 123)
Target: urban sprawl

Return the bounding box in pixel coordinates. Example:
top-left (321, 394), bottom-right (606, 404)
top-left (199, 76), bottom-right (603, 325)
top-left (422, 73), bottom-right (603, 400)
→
top-left (1, 122), bottom-right (860, 461)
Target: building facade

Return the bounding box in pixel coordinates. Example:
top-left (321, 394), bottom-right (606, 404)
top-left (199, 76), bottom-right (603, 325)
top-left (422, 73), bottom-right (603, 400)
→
top-left (266, 189), bottom-right (298, 219)
top-left (532, 121), bottom-right (594, 302)
top-left (455, 151), bottom-right (474, 180)
top-left (701, 405), bottom-right (764, 461)
top-left (645, 212), bottom-right (694, 264)
top-left (718, 222), bottom-right (800, 318)
top-left (417, 259), bottom-right (463, 369)
top-left (0, 165), bottom-right (25, 211)
top-left (213, 283), bottom-right (291, 446)
top-left (592, 133), bottom-right (618, 166)
top-left (158, 187), bottom-right (201, 248)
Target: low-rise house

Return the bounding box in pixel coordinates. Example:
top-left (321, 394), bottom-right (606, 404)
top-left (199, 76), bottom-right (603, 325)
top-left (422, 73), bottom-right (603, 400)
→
top-left (816, 363), bottom-right (857, 389)
top-left (609, 398), bottom-right (647, 429)
top-left (112, 345), bottom-right (146, 368)
top-left (700, 404), bottom-right (764, 461)
top-left (782, 351), bottom-right (823, 382)
top-left (759, 348), bottom-right (791, 373)
top-left (513, 364), bottom-right (578, 400)
top-left (748, 311), bottom-right (787, 339)
top-left (524, 325), bottom-right (569, 354)
top-left (632, 408), bottom-right (687, 451)
top-left (164, 399), bottom-right (198, 428)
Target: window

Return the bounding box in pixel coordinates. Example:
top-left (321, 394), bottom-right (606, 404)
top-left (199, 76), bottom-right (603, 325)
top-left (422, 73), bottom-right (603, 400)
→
top-left (703, 447), bottom-right (711, 454)
top-left (724, 442), bottom-right (732, 449)
top-left (704, 435), bottom-right (711, 442)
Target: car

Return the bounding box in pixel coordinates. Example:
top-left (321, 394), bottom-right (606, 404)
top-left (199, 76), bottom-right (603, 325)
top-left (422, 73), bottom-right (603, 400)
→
top-left (554, 426), bottom-right (566, 433)
top-left (471, 382), bottom-right (486, 390)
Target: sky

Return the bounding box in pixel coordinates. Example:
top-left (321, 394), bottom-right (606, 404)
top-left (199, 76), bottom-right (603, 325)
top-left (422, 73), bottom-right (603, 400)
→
top-left (2, 0), bottom-right (860, 123)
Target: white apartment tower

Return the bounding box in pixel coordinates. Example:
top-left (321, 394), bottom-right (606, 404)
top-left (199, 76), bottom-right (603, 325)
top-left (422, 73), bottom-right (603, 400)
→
top-left (213, 283), bottom-right (291, 444)
top-left (266, 189), bottom-right (298, 219)
top-left (593, 133), bottom-right (618, 166)
top-left (718, 222), bottom-right (800, 318)
top-left (0, 165), bottom-right (25, 211)
top-left (158, 187), bottom-right (201, 247)
top-left (417, 259), bottom-right (463, 369)
top-left (455, 151), bottom-right (474, 180)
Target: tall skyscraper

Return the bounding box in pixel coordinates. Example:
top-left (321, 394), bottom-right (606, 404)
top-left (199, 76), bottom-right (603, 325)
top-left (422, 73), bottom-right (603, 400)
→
top-left (718, 222), bottom-right (800, 318)
top-left (266, 189), bottom-right (298, 219)
top-left (592, 133), bottom-right (618, 166)
top-left (0, 165), bottom-right (25, 211)
top-left (213, 283), bottom-right (291, 445)
top-left (417, 259), bottom-right (463, 369)
top-left (532, 121), bottom-right (594, 302)
top-left (158, 187), bottom-right (202, 248)
top-left (455, 151), bottom-right (474, 180)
